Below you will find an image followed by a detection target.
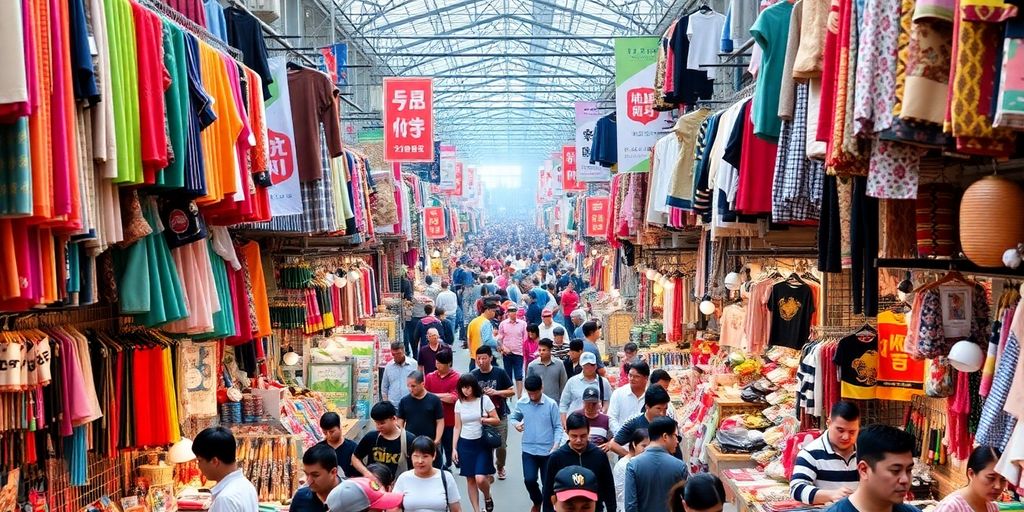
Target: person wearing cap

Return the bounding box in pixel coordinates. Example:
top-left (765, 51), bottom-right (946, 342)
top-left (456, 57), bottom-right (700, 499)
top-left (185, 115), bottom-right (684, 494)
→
top-left (538, 308), bottom-right (565, 341)
top-left (559, 352), bottom-right (612, 426)
top-left (528, 338), bottom-right (569, 402)
top-left (543, 413), bottom-right (616, 512)
top-left (290, 444), bottom-right (342, 512)
top-left (191, 426), bottom-right (259, 512)
top-left (624, 416), bottom-right (688, 512)
top-left (552, 465), bottom-right (600, 512)
top-left (326, 477), bottom-right (405, 512)
top-left (511, 375), bottom-right (564, 512)
top-left (498, 303), bottom-right (528, 398)
top-left (574, 387), bottom-right (611, 447)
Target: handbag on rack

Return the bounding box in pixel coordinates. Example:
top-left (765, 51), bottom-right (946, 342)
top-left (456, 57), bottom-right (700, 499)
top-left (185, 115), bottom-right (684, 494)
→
top-left (480, 397), bottom-right (502, 449)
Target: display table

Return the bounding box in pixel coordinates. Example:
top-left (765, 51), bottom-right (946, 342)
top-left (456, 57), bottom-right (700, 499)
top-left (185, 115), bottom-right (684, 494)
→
top-left (719, 469), bottom-right (794, 512)
top-left (709, 445), bottom-right (757, 500)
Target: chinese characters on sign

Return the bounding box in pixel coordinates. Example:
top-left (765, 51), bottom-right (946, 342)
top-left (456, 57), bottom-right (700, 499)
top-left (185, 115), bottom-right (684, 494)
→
top-left (264, 58), bottom-right (303, 216)
top-left (448, 162), bottom-right (464, 196)
top-left (584, 197), bottom-right (611, 237)
top-left (424, 207), bottom-right (446, 239)
top-left (575, 102), bottom-right (610, 182)
top-left (384, 78), bottom-right (434, 162)
top-left (614, 38), bottom-right (675, 173)
top-left (562, 146), bottom-right (584, 192)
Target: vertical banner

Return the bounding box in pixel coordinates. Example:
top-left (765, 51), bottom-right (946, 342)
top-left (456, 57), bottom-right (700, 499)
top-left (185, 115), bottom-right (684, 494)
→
top-left (264, 57), bottom-right (303, 216)
top-left (316, 43), bottom-right (348, 85)
top-left (562, 146), bottom-right (585, 192)
top-left (439, 144), bottom-right (457, 189)
top-left (424, 207), bottom-right (446, 239)
top-left (615, 38), bottom-right (675, 173)
top-left (450, 162), bottom-right (464, 196)
top-left (575, 102), bottom-right (611, 182)
top-left (384, 77), bottom-right (434, 162)
top-left (584, 196), bottom-right (611, 237)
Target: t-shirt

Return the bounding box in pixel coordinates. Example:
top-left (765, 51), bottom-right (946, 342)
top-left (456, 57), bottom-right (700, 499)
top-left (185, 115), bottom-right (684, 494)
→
top-left (467, 316), bottom-right (489, 359)
top-left (615, 414), bottom-right (684, 459)
top-left (417, 342), bottom-right (449, 375)
top-left (471, 366), bottom-right (514, 417)
top-left (766, 281), bottom-right (816, 350)
top-left (825, 497), bottom-right (920, 512)
top-left (424, 370), bottom-right (460, 427)
top-left (590, 114), bottom-right (617, 167)
top-left (399, 393), bottom-right (445, 440)
top-left (313, 439), bottom-right (360, 478)
top-left (750, 1), bottom-right (793, 141)
top-left (576, 410), bottom-right (611, 444)
top-left (393, 469), bottom-right (462, 512)
top-left (454, 396), bottom-right (496, 439)
top-left (560, 290), bottom-right (580, 318)
top-left (686, 11), bottom-right (728, 71)
top-left (354, 430), bottom-right (416, 477)
top-left (834, 330), bottom-right (879, 400)
top-left (875, 311), bottom-right (925, 401)
top-left (286, 67), bottom-right (343, 181)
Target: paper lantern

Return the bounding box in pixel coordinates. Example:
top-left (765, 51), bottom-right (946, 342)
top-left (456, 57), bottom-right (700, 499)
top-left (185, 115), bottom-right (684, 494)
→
top-left (724, 272), bottom-right (741, 291)
top-left (699, 300), bottom-right (716, 316)
top-left (167, 438), bottom-right (196, 464)
top-left (960, 176), bottom-right (1024, 266)
top-left (948, 340), bottom-right (984, 372)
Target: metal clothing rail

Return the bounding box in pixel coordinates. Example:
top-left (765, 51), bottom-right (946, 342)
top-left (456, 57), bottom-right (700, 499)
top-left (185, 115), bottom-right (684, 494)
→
top-left (141, 0), bottom-right (243, 60)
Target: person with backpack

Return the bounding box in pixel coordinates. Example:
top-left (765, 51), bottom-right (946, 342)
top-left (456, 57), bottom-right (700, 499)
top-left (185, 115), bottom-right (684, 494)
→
top-left (392, 436), bottom-right (463, 512)
top-left (558, 352), bottom-right (612, 426)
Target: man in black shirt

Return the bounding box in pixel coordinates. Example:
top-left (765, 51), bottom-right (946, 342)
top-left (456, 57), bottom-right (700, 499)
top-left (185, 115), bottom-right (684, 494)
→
top-left (608, 386), bottom-right (682, 459)
top-left (354, 402), bottom-right (416, 478)
top-left (471, 345), bottom-right (516, 480)
top-left (563, 339), bottom-right (584, 377)
top-left (397, 370), bottom-right (444, 467)
top-left (314, 412), bottom-right (360, 478)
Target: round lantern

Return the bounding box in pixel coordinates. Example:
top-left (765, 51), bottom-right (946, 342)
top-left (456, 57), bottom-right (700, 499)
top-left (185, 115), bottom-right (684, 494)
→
top-left (948, 340), bottom-right (984, 373)
top-left (960, 176), bottom-right (1024, 267)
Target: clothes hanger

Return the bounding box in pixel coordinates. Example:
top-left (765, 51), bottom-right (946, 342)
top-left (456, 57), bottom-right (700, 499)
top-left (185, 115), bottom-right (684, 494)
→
top-left (698, 0), bottom-right (713, 13)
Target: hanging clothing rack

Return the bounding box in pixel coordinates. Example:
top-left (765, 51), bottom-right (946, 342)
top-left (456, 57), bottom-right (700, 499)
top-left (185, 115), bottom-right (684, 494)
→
top-left (140, 0), bottom-right (243, 60)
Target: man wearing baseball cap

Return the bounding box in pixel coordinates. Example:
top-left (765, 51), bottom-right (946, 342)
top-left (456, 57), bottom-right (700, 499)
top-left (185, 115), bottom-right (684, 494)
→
top-left (552, 466), bottom-right (600, 512)
top-left (326, 477), bottom-right (404, 512)
top-left (558, 352), bottom-right (612, 426)
top-left (538, 308), bottom-right (565, 341)
top-left (574, 387), bottom-right (611, 447)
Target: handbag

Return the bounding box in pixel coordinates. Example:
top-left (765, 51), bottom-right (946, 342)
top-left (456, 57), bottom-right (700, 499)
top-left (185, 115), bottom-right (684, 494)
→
top-left (480, 397), bottom-right (502, 449)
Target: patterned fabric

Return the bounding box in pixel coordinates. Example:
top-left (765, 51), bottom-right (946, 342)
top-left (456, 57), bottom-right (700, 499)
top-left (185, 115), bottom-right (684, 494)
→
top-left (994, 17), bottom-right (1024, 128)
top-left (892, 0), bottom-right (917, 117)
top-left (976, 330), bottom-right (1019, 450)
top-left (854, 0), bottom-right (902, 135)
top-left (866, 139), bottom-right (924, 199)
top-left (772, 84), bottom-right (824, 222)
top-left (827, 0), bottom-right (867, 176)
top-left (901, 18), bottom-right (954, 125)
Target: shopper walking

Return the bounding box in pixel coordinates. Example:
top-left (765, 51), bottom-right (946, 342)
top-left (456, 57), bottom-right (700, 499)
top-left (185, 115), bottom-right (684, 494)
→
top-left (393, 437), bottom-right (463, 512)
top-left (668, 474), bottom-right (726, 512)
top-left (326, 477), bottom-right (405, 512)
top-left (471, 346), bottom-right (515, 480)
top-left (624, 416), bottom-right (688, 512)
top-left (826, 426), bottom-right (918, 512)
top-left (498, 304), bottom-right (528, 397)
top-left (580, 321), bottom-right (608, 380)
top-left (552, 466), bottom-right (600, 512)
top-left (607, 362), bottom-right (649, 436)
top-left (524, 323), bottom-right (541, 367)
top-left (527, 338), bottom-right (569, 402)
top-left (467, 302), bottom-right (499, 371)
top-left (192, 426), bottom-right (259, 512)
top-left (354, 402), bottom-right (417, 478)
top-left (542, 412), bottom-right (617, 512)
top-left (381, 342), bottom-right (417, 406)
top-left (436, 281), bottom-right (459, 340)
top-left (510, 375), bottom-right (564, 512)
top-left (425, 349), bottom-right (459, 470)
top-left (315, 412), bottom-right (360, 477)
top-left (415, 305), bottom-right (445, 355)
top-left (291, 444), bottom-right (342, 512)
top-left (454, 374), bottom-right (500, 512)
top-left (608, 386), bottom-right (673, 457)
top-left (538, 308), bottom-right (565, 340)
top-left (575, 388), bottom-right (611, 447)
top-left (418, 328), bottom-right (448, 375)
top-left (398, 371), bottom-right (445, 467)
top-left (612, 429), bottom-right (649, 512)
top-left (616, 344), bottom-right (640, 387)
top-left (559, 353), bottom-right (612, 424)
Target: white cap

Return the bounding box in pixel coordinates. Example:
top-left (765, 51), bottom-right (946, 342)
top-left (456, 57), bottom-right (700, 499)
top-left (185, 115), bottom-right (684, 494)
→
top-left (580, 352), bottom-right (598, 366)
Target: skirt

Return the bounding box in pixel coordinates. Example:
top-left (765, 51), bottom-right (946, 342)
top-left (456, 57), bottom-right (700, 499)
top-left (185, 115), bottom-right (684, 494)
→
top-left (457, 436), bottom-right (495, 477)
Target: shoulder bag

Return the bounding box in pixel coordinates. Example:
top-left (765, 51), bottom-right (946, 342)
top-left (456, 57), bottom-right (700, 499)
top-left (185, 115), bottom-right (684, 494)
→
top-left (480, 397), bottom-right (503, 449)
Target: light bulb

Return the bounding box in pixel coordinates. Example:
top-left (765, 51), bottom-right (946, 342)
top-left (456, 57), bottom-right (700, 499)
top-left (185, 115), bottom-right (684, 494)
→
top-left (699, 300), bottom-right (716, 316)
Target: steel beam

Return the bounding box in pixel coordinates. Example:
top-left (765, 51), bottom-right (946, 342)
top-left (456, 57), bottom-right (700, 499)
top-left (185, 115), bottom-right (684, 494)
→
top-left (354, 34), bottom-right (623, 39)
top-left (375, 52), bottom-right (614, 57)
top-left (527, 0), bottom-right (636, 32)
top-left (378, 73), bottom-right (609, 78)
top-left (365, 0), bottom-right (486, 33)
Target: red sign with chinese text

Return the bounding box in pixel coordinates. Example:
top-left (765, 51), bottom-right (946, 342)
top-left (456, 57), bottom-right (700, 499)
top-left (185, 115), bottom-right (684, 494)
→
top-left (449, 163), bottom-right (464, 196)
top-left (267, 129), bottom-right (296, 185)
top-left (585, 197), bottom-right (611, 237)
top-left (384, 77), bottom-right (434, 162)
top-left (626, 87), bottom-right (658, 125)
top-left (424, 207), bottom-right (446, 239)
top-left (562, 146), bottom-right (584, 192)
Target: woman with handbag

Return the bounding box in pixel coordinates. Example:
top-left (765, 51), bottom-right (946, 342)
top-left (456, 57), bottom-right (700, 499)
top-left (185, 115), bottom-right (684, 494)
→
top-left (393, 436), bottom-right (462, 512)
top-left (453, 374), bottom-right (500, 512)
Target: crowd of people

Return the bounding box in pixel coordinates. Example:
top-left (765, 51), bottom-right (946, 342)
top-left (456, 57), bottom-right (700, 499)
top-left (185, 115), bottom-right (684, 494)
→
top-left (187, 232), bottom-right (1011, 512)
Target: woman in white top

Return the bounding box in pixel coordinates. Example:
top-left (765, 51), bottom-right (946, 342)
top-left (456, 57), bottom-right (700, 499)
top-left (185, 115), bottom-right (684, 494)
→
top-left (613, 428), bottom-right (650, 512)
top-left (393, 436), bottom-right (462, 512)
top-left (453, 374), bottom-right (500, 512)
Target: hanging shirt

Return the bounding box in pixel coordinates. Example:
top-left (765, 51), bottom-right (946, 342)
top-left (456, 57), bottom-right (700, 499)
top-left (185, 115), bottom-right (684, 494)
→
top-left (834, 330), bottom-right (879, 399)
top-left (750, 1), bottom-right (794, 141)
top-left (686, 10), bottom-right (728, 71)
top-left (287, 67), bottom-right (343, 182)
top-left (875, 311), bottom-right (925, 401)
top-left (766, 280), bottom-right (816, 350)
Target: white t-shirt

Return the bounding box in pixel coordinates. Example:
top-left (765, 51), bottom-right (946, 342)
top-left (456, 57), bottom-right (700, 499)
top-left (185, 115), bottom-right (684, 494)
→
top-left (454, 396), bottom-right (495, 439)
top-left (687, 11), bottom-right (727, 71)
top-left (538, 321), bottom-right (565, 341)
top-left (393, 469), bottom-right (462, 512)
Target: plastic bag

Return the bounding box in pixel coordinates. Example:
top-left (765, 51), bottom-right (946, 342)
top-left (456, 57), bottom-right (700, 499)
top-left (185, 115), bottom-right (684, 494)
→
top-left (716, 425), bottom-right (766, 453)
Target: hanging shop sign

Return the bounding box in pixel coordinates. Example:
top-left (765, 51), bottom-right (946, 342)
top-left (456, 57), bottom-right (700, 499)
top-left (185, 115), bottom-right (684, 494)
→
top-left (265, 57), bottom-right (303, 216)
top-left (562, 146), bottom-right (585, 192)
top-left (439, 144), bottom-right (457, 189)
top-left (614, 38), bottom-right (675, 173)
top-left (384, 77), bottom-right (434, 162)
top-left (585, 196), bottom-right (611, 237)
top-left (424, 207), bottom-right (447, 239)
top-left (575, 102), bottom-right (611, 182)
top-left (449, 162), bottom-right (464, 196)
top-left (316, 43), bottom-right (347, 85)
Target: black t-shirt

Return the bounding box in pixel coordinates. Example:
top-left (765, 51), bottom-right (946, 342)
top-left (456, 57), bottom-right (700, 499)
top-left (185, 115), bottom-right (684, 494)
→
top-left (314, 439), bottom-right (360, 478)
top-left (471, 366), bottom-right (514, 417)
top-left (355, 430), bottom-right (416, 477)
top-left (614, 414), bottom-right (684, 459)
top-left (398, 393), bottom-right (444, 439)
top-left (766, 281), bottom-right (816, 350)
top-left (562, 357), bottom-right (581, 378)
top-left (833, 331), bottom-right (879, 400)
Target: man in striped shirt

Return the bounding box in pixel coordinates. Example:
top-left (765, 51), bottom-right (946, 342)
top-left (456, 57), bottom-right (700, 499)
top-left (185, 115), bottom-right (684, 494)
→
top-left (790, 402), bottom-right (862, 505)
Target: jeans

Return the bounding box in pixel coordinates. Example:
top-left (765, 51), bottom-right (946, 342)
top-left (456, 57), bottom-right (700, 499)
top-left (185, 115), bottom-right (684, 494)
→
top-left (503, 354), bottom-right (524, 382)
top-left (439, 426), bottom-right (454, 469)
top-left (522, 453), bottom-right (550, 506)
top-left (495, 416), bottom-right (509, 469)
top-left (404, 318), bottom-right (418, 354)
